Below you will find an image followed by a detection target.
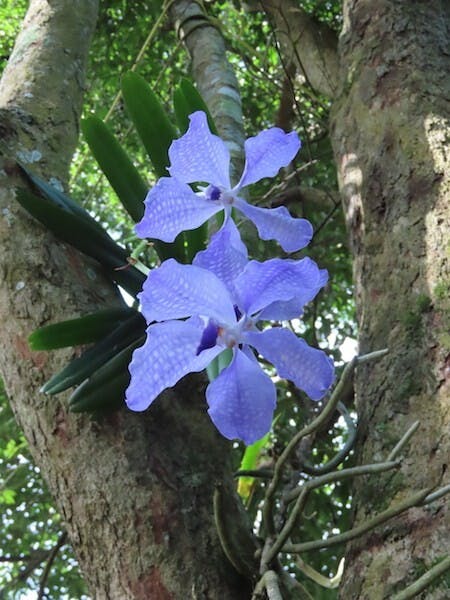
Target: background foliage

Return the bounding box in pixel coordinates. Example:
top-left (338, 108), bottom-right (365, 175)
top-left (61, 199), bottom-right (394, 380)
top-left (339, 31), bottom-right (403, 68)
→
top-left (0, 1), bottom-right (357, 597)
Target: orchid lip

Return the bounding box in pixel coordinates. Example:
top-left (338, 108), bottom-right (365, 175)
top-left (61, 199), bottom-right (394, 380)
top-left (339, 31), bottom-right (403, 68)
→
top-left (196, 320), bottom-right (219, 355)
top-left (203, 184), bottom-right (236, 206)
top-left (207, 185), bottom-right (222, 201)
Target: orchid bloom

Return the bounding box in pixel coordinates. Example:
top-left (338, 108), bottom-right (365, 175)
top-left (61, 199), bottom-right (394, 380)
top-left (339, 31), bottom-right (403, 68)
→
top-left (135, 111), bottom-right (313, 253)
top-left (126, 222), bottom-right (334, 444)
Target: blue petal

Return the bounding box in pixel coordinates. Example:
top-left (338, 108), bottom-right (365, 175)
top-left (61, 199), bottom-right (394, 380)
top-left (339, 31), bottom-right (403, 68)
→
top-left (206, 348), bottom-right (276, 444)
top-left (235, 198), bottom-right (313, 253)
top-left (193, 220), bottom-right (248, 298)
top-left (237, 128), bottom-right (300, 189)
top-left (126, 318), bottom-right (222, 411)
top-left (259, 268), bottom-right (328, 321)
top-left (236, 257), bottom-right (325, 318)
top-left (139, 259), bottom-right (236, 324)
top-left (168, 111), bottom-right (231, 188)
top-left (245, 328), bottom-right (335, 400)
top-left (135, 177), bottom-right (222, 242)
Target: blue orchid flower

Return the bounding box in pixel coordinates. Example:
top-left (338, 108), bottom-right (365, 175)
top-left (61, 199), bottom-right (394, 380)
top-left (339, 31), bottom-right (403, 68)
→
top-left (126, 222), bottom-right (334, 444)
top-left (135, 111), bottom-right (313, 253)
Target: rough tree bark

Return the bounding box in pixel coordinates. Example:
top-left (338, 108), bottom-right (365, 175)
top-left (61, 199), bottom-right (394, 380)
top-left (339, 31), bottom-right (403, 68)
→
top-left (0, 1), bottom-right (254, 598)
top-left (330, 1), bottom-right (450, 598)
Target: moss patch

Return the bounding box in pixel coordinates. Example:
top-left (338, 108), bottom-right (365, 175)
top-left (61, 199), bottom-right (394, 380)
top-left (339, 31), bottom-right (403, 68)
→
top-left (391, 556), bottom-right (450, 595)
top-left (433, 279), bottom-right (450, 351)
top-left (415, 293), bottom-right (432, 313)
top-left (434, 280), bottom-right (450, 302)
top-left (399, 294), bottom-right (432, 344)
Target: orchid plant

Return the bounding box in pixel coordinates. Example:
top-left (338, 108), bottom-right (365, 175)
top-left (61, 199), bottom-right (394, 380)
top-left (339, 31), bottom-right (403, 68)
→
top-left (126, 111), bottom-right (335, 444)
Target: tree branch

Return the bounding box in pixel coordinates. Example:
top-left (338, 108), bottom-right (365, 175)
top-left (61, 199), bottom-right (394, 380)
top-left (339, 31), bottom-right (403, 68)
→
top-left (254, 0), bottom-right (339, 98)
top-left (170, 0), bottom-right (245, 180)
top-left (261, 184), bottom-right (340, 214)
top-left (283, 487), bottom-right (431, 554)
top-left (391, 556), bottom-right (450, 600)
top-left (0, 0), bottom-right (99, 177)
top-left (37, 532), bottom-right (68, 600)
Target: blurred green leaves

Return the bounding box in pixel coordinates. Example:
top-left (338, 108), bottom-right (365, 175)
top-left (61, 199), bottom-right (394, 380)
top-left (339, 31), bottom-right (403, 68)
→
top-left (0, 384), bottom-right (88, 598)
top-left (121, 72), bottom-right (177, 178)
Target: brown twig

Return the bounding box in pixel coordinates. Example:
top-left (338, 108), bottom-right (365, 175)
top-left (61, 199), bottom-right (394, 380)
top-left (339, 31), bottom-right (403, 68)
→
top-left (37, 532), bottom-right (68, 600)
top-left (262, 348), bottom-right (388, 538)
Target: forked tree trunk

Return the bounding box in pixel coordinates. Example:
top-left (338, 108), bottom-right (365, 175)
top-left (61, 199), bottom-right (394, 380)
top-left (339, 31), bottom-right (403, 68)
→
top-left (0, 1), bottom-right (253, 597)
top-left (331, 1), bottom-right (450, 597)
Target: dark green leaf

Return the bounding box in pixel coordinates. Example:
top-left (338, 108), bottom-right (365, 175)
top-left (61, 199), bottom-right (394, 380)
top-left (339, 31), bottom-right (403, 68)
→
top-left (29, 307), bottom-right (136, 351)
top-left (81, 116), bottom-right (148, 223)
top-left (42, 311), bottom-right (145, 394)
top-left (121, 71), bottom-right (177, 178)
top-left (16, 188), bottom-right (145, 296)
top-left (68, 337), bottom-right (144, 413)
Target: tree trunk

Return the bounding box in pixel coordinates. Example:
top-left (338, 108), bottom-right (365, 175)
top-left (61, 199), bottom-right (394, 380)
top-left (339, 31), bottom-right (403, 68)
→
top-left (330, 1), bottom-right (450, 597)
top-left (0, 1), bottom-right (253, 598)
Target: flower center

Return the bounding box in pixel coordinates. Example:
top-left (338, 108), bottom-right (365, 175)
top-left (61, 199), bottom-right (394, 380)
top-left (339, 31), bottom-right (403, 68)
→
top-left (207, 185), bottom-right (222, 201)
top-left (205, 184), bottom-right (235, 206)
top-left (196, 308), bottom-right (256, 355)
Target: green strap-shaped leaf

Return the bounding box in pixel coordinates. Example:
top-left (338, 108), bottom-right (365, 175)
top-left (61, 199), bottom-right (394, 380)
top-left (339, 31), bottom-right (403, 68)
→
top-left (121, 72), bottom-right (177, 178)
top-left (68, 337), bottom-right (144, 413)
top-left (69, 369), bottom-right (130, 415)
top-left (121, 71), bottom-right (186, 262)
top-left (16, 188), bottom-right (145, 296)
top-left (29, 307), bottom-right (136, 351)
top-left (16, 187), bottom-right (125, 260)
top-left (18, 164), bottom-right (108, 234)
top-left (81, 116), bottom-right (148, 223)
top-left (42, 311), bottom-right (145, 395)
top-left (173, 87), bottom-right (191, 134)
top-left (177, 78), bottom-right (218, 134)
